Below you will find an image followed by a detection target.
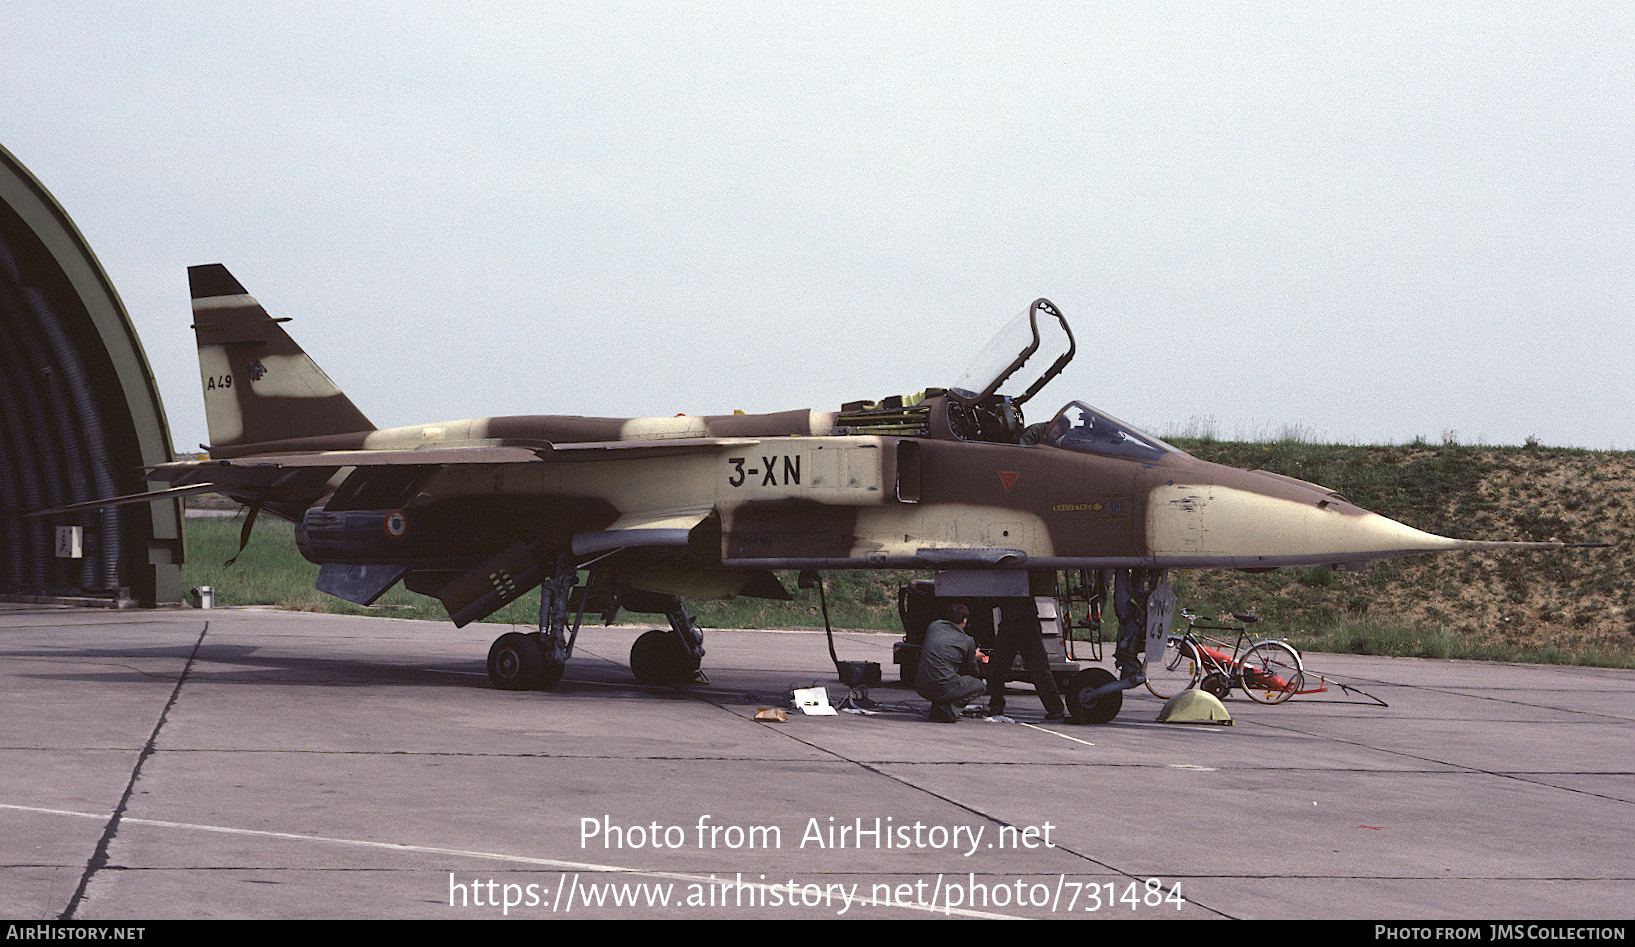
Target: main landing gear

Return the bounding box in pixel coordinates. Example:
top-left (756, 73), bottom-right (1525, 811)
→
top-left (629, 627), bottom-right (701, 685)
top-left (481, 552), bottom-right (706, 691)
top-left (619, 587), bottom-right (705, 686)
top-left (485, 550), bottom-right (579, 691)
top-left (487, 631), bottom-right (565, 690)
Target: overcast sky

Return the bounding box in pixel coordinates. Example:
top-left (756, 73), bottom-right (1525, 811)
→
top-left (6, 2), bottom-right (1631, 450)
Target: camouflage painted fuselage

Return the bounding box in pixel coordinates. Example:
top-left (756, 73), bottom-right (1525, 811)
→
top-left (154, 263), bottom-right (1560, 618)
top-left (174, 401), bottom-right (1527, 581)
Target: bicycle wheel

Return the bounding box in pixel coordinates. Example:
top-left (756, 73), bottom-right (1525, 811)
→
top-left (1145, 637), bottom-right (1201, 699)
top-left (1238, 641), bottom-right (1303, 704)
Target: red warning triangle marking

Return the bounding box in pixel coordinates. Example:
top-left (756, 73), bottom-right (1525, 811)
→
top-left (998, 471), bottom-right (1019, 492)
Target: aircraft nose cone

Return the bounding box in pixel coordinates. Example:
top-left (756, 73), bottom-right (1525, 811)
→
top-left (1145, 466), bottom-right (1473, 568)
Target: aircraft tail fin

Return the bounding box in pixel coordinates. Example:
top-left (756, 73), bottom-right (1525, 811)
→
top-left (189, 264), bottom-right (374, 452)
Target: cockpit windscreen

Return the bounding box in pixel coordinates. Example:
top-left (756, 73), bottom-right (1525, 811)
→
top-left (1042, 402), bottom-right (1177, 461)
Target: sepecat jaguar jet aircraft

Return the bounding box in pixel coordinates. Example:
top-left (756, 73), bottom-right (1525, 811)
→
top-left (49, 265), bottom-right (1584, 722)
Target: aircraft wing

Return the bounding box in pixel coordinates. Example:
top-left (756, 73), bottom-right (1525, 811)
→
top-left (190, 445), bottom-right (551, 467)
top-left (30, 436), bottom-right (762, 519)
top-left (164, 436), bottom-right (760, 470)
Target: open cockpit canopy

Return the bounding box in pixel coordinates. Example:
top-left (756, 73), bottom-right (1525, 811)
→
top-left (840, 298), bottom-right (1178, 456)
top-left (944, 298), bottom-right (1177, 458)
top-left (948, 298), bottom-right (1074, 409)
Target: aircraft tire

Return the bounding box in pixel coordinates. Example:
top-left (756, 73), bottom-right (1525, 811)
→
top-left (630, 630), bottom-right (699, 685)
top-left (898, 649), bottom-right (920, 685)
top-left (1066, 667), bottom-right (1122, 724)
top-left (488, 632), bottom-right (544, 690)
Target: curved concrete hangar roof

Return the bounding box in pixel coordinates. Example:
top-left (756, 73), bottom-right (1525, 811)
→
top-left (0, 143), bottom-right (183, 605)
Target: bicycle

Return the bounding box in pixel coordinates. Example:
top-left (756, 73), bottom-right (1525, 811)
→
top-left (1145, 609), bottom-right (1304, 704)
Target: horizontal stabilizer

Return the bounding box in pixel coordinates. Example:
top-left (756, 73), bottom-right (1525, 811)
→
top-left (26, 483), bottom-right (221, 517)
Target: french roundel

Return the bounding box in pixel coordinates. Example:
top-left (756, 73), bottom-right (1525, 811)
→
top-left (384, 510), bottom-right (408, 538)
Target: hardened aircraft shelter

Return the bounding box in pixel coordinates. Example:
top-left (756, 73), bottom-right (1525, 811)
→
top-left (0, 143), bottom-right (182, 606)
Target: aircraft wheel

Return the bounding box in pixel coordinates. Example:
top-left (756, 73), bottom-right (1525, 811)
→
top-left (488, 632), bottom-right (544, 690)
top-left (1065, 667), bottom-right (1122, 724)
top-left (630, 630), bottom-right (700, 685)
top-left (539, 658), bottom-right (566, 690)
top-left (896, 645), bottom-right (920, 685)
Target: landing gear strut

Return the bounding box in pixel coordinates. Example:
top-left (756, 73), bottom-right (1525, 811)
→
top-left (1114, 568), bottom-right (1165, 682)
top-left (484, 550), bottom-right (584, 691)
top-left (1058, 567), bottom-right (1172, 723)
